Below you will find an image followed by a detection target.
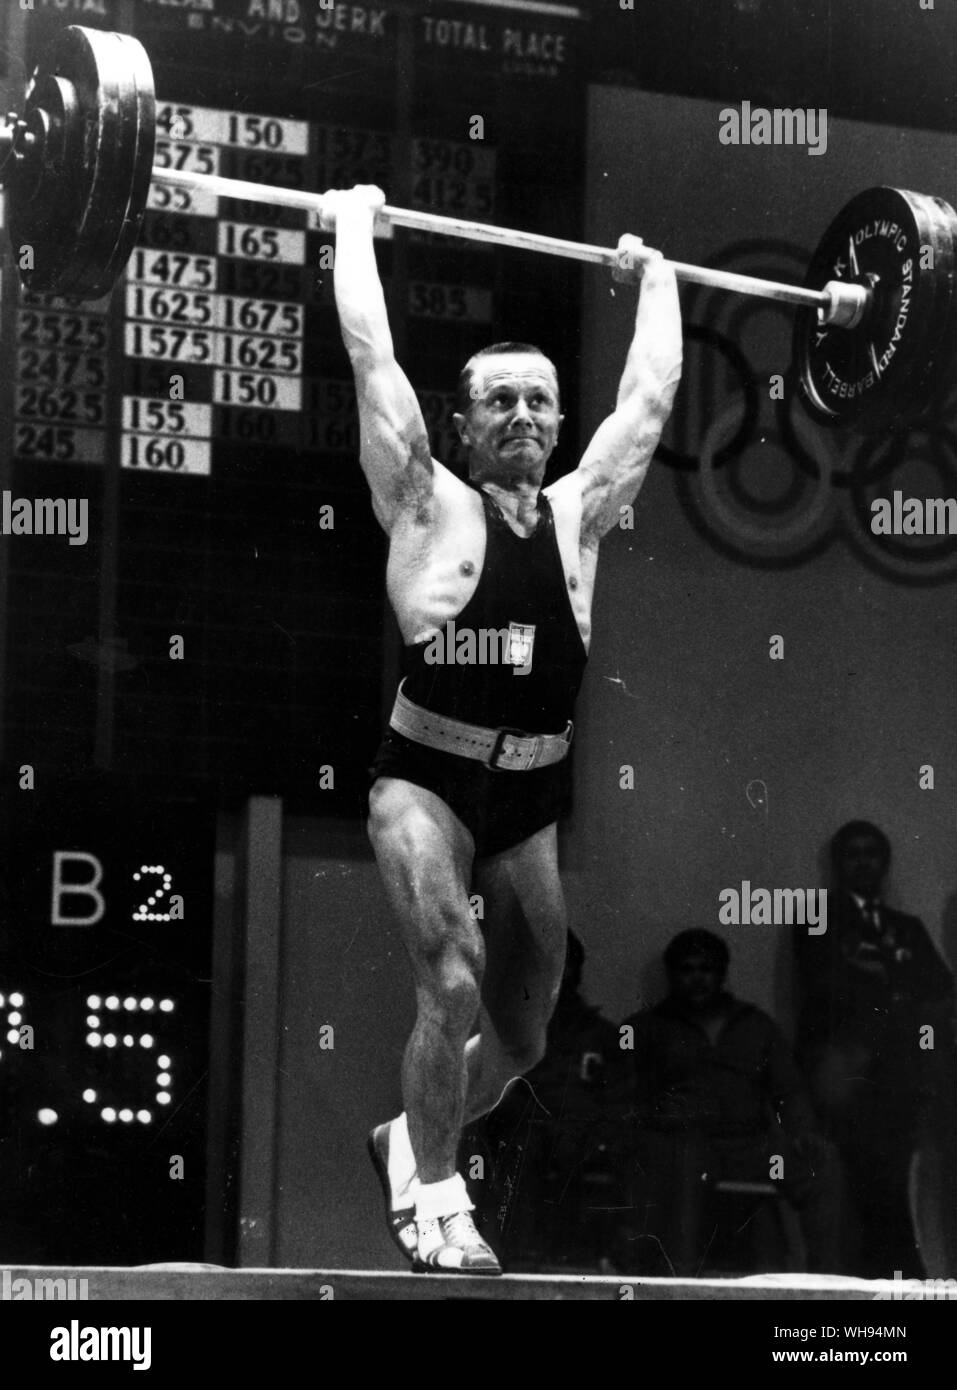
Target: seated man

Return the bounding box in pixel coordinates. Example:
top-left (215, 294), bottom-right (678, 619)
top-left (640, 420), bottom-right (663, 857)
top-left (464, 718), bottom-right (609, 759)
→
top-left (617, 929), bottom-right (841, 1276)
top-left (794, 820), bottom-right (955, 1276)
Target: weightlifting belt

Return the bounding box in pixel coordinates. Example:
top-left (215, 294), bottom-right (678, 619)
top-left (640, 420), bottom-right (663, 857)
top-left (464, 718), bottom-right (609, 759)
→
top-left (389, 679), bottom-right (573, 772)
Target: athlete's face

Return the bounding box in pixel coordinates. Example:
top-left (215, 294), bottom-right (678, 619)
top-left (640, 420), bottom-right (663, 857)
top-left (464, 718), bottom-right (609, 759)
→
top-left (454, 354), bottom-right (563, 479)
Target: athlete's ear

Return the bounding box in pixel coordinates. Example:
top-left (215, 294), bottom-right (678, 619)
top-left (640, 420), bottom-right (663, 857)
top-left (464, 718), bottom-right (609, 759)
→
top-left (452, 411), bottom-right (470, 444)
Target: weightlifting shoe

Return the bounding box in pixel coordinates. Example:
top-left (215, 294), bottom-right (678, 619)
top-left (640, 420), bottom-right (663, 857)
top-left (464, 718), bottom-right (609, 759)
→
top-left (367, 1120), bottom-right (418, 1264)
top-left (414, 1210), bottom-right (503, 1275)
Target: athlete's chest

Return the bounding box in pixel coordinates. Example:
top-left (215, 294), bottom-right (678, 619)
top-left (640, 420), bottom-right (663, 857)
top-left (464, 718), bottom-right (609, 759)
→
top-left (388, 488), bottom-right (595, 650)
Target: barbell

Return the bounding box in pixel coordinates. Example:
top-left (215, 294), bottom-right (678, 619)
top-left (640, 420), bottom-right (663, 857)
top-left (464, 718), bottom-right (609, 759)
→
top-left (0, 25), bottom-right (955, 433)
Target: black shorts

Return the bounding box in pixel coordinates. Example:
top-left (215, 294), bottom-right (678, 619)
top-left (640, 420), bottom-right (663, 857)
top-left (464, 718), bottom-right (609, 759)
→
top-left (368, 728), bottom-right (572, 857)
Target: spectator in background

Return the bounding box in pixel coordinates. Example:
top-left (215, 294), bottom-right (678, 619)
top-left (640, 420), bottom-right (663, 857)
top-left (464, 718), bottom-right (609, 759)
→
top-left (616, 929), bottom-right (842, 1276)
top-left (794, 820), bottom-right (955, 1277)
top-left (463, 930), bottom-right (624, 1271)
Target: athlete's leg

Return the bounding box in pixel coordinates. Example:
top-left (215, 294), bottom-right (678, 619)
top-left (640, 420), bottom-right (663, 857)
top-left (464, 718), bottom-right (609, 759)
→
top-left (463, 821), bottom-right (569, 1122)
top-left (367, 775), bottom-right (482, 1183)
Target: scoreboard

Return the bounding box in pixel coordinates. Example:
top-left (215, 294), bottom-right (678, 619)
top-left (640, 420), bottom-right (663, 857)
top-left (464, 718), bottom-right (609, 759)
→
top-left (0, 0), bottom-right (588, 809)
top-left (0, 785), bottom-right (216, 1265)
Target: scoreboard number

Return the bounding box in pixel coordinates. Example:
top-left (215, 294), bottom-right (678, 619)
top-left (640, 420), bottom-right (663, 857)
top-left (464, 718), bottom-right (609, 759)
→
top-left (122, 434), bottom-right (211, 476)
top-left (123, 398), bottom-right (212, 437)
top-left (84, 990), bottom-right (177, 1129)
top-left (227, 113), bottom-right (309, 155)
top-left (412, 138), bottom-right (495, 179)
top-left (156, 103), bottom-right (198, 140)
top-left (409, 282), bottom-right (493, 323)
top-left (0, 990), bottom-right (29, 1062)
top-left (148, 181), bottom-right (219, 219)
top-left (14, 424), bottom-right (105, 463)
top-left (410, 174), bottom-right (495, 219)
top-left (314, 123), bottom-right (392, 187)
top-left (17, 386), bottom-right (106, 425)
top-left (125, 324), bottom-right (215, 364)
top-left (219, 222), bottom-right (307, 265)
top-left (157, 102), bottom-right (308, 155)
top-left (218, 332), bottom-right (302, 374)
top-left (129, 250), bottom-right (217, 291)
top-left (214, 370), bottom-right (302, 411)
top-left (0, 981), bottom-right (180, 1128)
top-left (153, 139), bottom-right (219, 177)
top-left (126, 285), bottom-right (216, 327)
top-left (218, 295), bottom-right (303, 336)
top-left (17, 349), bottom-right (106, 388)
top-left (18, 310), bottom-right (108, 352)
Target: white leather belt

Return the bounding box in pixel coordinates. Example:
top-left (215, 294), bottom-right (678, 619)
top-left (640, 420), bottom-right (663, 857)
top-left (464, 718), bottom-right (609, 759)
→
top-left (389, 679), bottom-right (573, 772)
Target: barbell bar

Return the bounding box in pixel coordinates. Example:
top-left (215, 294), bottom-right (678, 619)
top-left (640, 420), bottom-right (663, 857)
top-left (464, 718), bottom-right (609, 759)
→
top-left (2, 25), bottom-right (956, 432)
top-left (152, 166), bottom-right (865, 327)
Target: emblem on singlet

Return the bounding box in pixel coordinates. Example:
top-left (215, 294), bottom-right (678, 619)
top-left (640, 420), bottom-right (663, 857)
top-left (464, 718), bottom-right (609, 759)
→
top-left (507, 622), bottom-right (535, 676)
top-left (421, 620), bottom-right (535, 674)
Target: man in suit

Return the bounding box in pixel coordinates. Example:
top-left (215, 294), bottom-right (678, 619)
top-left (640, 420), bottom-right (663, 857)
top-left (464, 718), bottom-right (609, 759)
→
top-left (794, 820), bottom-right (954, 1275)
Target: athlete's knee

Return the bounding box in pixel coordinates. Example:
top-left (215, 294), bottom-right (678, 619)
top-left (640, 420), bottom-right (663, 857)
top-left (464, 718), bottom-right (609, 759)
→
top-left (505, 1042), bottom-right (545, 1076)
top-left (367, 779), bottom-right (398, 850)
top-left (420, 938), bottom-right (484, 1028)
top-left (490, 1009), bottom-right (550, 1075)
top-left (504, 1026), bottom-right (548, 1075)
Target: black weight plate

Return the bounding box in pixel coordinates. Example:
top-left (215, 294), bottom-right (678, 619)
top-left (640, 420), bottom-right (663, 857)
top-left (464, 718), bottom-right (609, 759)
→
top-left (878, 190), bottom-right (956, 426)
top-left (913, 193), bottom-right (957, 413)
top-left (95, 35), bottom-right (155, 298)
top-left (795, 187), bottom-right (950, 430)
top-left (10, 26), bottom-right (115, 293)
top-left (869, 190), bottom-right (954, 431)
top-left (66, 29), bottom-right (155, 299)
top-left (40, 28), bottom-right (127, 297)
top-left (9, 26), bottom-right (155, 301)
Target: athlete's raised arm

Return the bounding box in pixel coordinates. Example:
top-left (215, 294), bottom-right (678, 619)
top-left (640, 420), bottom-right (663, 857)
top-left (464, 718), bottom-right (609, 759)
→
top-left (324, 185), bottom-right (435, 534)
top-left (577, 239), bottom-right (683, 541)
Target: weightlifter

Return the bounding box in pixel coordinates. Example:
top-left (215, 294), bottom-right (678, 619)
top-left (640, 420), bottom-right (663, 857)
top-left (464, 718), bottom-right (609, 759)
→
top-left (324, 184), bottom-right (682, 1273)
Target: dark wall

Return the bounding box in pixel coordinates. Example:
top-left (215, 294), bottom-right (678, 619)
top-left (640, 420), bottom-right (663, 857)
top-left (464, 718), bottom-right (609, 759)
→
top-left (589, 0), bottom-right (957, 134)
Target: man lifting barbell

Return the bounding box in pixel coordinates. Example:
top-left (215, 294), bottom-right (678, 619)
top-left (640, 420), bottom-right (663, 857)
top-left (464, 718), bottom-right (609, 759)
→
top-left (319, 183), bottom-right (682, 1273)
top-left (3, 23), bottom-right (957, 1275)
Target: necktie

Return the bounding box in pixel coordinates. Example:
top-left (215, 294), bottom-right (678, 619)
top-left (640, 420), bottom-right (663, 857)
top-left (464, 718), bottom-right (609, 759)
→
top-left (863, 897), bottom-right (882, 938)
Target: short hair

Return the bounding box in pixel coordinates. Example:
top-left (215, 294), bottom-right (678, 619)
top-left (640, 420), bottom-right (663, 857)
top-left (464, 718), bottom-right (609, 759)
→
top-left (455, 342), bottom-right (558, 416)
top-left (830, 820), bottom-right (891, 869)
top-left (663, 929), bottom-right (730, 974)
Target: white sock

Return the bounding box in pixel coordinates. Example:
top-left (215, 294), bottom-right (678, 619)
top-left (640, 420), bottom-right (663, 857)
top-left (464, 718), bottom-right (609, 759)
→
top-left (387, 1112), bottom-right (418, 1210)
top-left (415, 1172), bottom-right (473, 1223)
